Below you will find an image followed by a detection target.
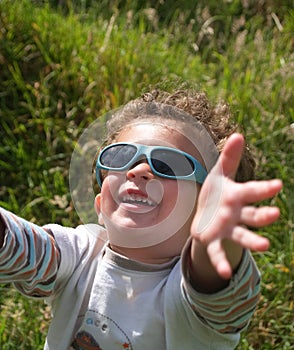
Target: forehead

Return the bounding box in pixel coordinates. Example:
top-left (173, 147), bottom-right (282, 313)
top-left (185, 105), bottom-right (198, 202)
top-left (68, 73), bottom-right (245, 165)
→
top-left (117, 123), bottom-right (178, 143)
top-left (116, 122), bottom-right (204, 163)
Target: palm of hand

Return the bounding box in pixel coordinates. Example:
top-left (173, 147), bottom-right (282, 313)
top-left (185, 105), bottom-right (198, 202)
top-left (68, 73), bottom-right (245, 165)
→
top-left (191, 133), bottom-right (282, 279)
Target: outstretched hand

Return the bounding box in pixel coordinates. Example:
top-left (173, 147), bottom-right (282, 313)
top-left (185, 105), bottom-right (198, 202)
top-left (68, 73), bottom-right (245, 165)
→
top-left (191, 133), bottom-right (282, 280)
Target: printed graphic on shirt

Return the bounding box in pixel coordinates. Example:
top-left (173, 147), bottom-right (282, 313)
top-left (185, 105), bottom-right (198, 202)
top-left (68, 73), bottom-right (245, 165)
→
top-left (71, 331), bottom-right (102, 350)
top-left (71, 310), bottom-right (133, 350)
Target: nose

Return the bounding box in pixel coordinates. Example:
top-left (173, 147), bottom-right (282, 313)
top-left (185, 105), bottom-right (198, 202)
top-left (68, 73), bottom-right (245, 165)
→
top-left (126, 160), bottom-right (155, 181)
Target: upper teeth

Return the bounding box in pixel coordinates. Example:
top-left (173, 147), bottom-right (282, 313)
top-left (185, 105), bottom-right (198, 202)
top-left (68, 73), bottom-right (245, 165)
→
top-left (122, 194), bottom-right (156, 206)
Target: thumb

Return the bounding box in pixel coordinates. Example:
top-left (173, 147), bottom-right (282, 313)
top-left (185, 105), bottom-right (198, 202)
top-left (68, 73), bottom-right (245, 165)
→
top-left (213, 133), bottom-right (244, 180)
top-left (191, 133), bottom-right (244, 235)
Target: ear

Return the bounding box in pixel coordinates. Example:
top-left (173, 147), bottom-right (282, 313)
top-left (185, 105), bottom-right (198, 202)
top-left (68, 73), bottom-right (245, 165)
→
top-left (94, 194), bottom-right (104, 226)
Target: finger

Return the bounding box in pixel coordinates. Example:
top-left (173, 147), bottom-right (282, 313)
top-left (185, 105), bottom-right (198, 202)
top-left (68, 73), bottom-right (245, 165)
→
top-left (231, 225), bottom-right (270, 251)
top-left (207, 240), bottom-right (233, 280)
top-left (240, 206), bottom-right (280, 227)
top-left (212, 133), bottom-right (244, 180)
top-left (237, 179), bottom-right (283, 204)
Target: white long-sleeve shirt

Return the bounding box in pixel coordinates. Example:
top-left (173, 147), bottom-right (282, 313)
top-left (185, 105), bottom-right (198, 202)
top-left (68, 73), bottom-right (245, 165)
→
top-left (0, 207), bottom-right (260, 349)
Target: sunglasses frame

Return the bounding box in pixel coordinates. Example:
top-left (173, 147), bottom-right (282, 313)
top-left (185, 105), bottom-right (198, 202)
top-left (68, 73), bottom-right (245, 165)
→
top-left (96, 142), bottom-right (207, 187)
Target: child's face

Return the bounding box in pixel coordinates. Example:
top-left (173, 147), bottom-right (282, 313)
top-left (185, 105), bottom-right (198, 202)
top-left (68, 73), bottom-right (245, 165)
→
top-left (95, 122), bottom-right (202, 259)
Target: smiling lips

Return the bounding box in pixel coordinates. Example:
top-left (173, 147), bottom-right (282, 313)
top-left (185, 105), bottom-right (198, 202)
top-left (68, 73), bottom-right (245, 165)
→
top-left (121, 189), bottom-right (157, 207)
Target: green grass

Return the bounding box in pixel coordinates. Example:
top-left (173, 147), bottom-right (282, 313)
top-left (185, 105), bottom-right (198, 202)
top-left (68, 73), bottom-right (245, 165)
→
top-left (0, 0), bottom-right (293, 348)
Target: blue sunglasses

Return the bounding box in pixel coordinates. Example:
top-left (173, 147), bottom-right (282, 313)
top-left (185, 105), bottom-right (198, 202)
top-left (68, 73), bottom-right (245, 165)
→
top-left (96, 142), bottom-right (207, 187)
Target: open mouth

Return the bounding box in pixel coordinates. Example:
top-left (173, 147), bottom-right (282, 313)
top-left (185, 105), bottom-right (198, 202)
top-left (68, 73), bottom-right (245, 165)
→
top-left (121, 193), bottom-right (157, 207)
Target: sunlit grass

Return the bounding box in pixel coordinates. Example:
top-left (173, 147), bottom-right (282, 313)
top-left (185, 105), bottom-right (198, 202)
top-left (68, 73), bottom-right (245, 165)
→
top-left (0, 0), bottom-right (293, 348)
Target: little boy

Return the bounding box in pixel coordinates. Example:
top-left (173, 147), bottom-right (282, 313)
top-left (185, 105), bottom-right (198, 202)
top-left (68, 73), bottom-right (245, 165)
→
top-left (0, 89), bottom-right (282, 349)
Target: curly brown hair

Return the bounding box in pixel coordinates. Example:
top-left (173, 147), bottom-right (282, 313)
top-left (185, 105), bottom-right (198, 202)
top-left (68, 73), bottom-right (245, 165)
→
top-left (103, 89), bottom-right (255, 183)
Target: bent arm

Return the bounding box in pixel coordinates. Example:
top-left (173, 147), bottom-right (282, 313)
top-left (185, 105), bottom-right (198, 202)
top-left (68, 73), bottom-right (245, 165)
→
top-left (189, 239), bottom-right (243, 293)
top-left (182, 239), bottom-right (260, 334)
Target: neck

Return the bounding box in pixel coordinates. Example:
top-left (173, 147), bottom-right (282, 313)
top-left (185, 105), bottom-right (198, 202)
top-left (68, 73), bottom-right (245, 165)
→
top-left (109, 244), bottom-right (176, 265)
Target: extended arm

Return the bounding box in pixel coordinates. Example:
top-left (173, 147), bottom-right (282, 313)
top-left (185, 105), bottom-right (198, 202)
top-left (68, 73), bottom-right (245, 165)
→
top-left (0, 208), bottom-right (61, 297)
top-left (189, 134), bottom-right (282, 293)
top-left (0, 215), bottom-right (5, 248)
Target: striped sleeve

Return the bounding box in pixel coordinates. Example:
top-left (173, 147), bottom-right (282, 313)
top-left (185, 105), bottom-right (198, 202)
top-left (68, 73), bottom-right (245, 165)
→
top-left (182, 241), bottom-right (261, 334)
top-left (0, 208), bottom-right (61, 298)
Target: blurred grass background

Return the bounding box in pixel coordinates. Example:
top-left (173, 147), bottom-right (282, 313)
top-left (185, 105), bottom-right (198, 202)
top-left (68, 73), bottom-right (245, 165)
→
top-left (0, 0), bottom-right (293, 349)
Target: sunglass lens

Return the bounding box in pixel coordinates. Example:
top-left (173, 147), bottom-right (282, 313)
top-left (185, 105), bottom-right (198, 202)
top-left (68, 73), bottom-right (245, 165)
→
top-left (152, 158), bottom-right (175, 176)
top-left (100, 144), bottom-right (137, 168)
top-left (151, 150), bottom-right (194, 176)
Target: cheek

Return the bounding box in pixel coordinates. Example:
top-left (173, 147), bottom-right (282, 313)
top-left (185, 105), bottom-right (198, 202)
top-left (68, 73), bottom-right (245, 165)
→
top-left (161, 181), bottom-right (199, 217)
top-left (161, 182), bottom-right (179, 210)
top-left (100, 174), bottom-right (123, 210)
top-left (182, 182), bottom-right (200, 207)
top-left (181, 183), bottom-right (199, 219)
